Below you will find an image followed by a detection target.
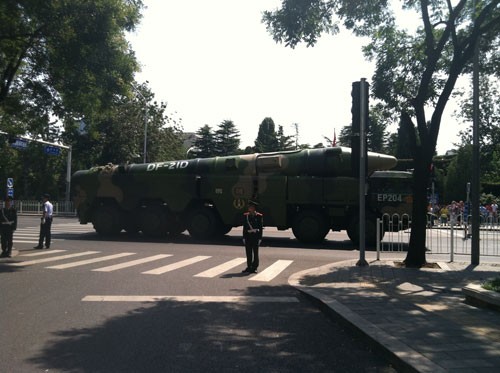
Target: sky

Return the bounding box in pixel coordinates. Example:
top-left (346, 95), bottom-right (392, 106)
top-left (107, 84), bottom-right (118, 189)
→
top-left (126, 0), bottom-right (466, 155)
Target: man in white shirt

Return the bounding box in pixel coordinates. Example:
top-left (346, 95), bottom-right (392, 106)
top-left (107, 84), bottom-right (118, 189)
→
top-left (34, 194), bottom-right (53, 249)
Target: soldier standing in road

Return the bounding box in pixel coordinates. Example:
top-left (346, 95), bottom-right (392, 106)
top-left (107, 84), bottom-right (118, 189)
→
top-left (242, 200), bottom-right (263, 274)
top-left (34, 194), bottom-right (53, 249)
top-left (1, 196), bottom-right (17, 258)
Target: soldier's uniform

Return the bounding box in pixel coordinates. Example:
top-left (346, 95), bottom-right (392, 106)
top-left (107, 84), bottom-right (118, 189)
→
top-left (1, 197), bottom-right (17, 258)
top-left (242, 201), bottom-right (263, 273)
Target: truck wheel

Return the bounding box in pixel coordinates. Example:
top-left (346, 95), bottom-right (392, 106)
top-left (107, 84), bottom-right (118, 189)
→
top-left (122, 214), bottom-right (139, 236)
top-left (138, 206), bottom-right (167, 237)
top-left (93, 206), bottom-right (122, 236)
top-left (292, 211), bottom-right (329, 243)
top-left (216, 224), bottom-right (233, 236)
top-left (347, 215), bottom-right (379, 247)
top-left (166, 213), bottom-right (186, 237)
top-left (187, 207), bottom-right (218, 239)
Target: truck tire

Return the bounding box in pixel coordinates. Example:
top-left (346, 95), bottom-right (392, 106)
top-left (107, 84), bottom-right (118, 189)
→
top-left (187, 207), bottom-right (218, 240)
top-left (292, 210), bottom-right (329, 243)
top-left (166, 212), bottom-right (186, 237)
top-left (122, 212), bottom-right (139, 235)
top-left (347, 214), bottom-right (379, 247)
top-left (138, 206), bottom-right (167, 237)
top-left (216, 224), bottom-right (233, 236)
top-left (93, 205), bottom-right (122, 236)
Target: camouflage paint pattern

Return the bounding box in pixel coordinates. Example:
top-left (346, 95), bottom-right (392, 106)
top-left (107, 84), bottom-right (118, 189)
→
top-left (72, 147), bottom-right (411, 232)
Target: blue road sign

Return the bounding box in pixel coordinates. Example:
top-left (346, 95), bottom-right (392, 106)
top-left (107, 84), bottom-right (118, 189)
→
top-left (7, 188), bottom-right (14, 198)
top-left (44, 145), bottom-right (61, 156)
top-left (7, 178), bottom-right (13, 188)
top-left (10, 138), bottom-right (28, 150)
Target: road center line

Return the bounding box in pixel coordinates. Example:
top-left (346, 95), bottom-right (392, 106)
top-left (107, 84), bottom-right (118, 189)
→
top-left (142, 256), bottom-right (211, 275)
top-left (46, 253), bottom-right (136, 269)
top-left (82, 295), bottom-right (299, 303)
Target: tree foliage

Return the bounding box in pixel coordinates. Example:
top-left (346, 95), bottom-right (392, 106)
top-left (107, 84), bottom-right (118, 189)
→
top-left (214, 120), bottom-right (241, 156)
top-left (193, 125), bottom-right (216, 158)
top-left (255, 117), bottom-right (279, 152)
top-left (456, 76), bottom-right (500, 181)
top-left (263, 0), bottom-right (500, 266)
top-left (277, 125), bottom-right (295, 151)
top-left (0, 0), bottom-right (143, 136)
top-left (445, 145), bottom-right (473, 202)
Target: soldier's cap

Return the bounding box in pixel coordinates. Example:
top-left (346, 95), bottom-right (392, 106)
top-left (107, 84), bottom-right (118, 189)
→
top-left (248, 200), bottom-right (259, 207)
top-left (43, 193), bottom-right (50, 199)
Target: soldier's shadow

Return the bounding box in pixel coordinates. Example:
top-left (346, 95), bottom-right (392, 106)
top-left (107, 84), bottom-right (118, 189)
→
top-left (220, 272), bottom-right (252, 278)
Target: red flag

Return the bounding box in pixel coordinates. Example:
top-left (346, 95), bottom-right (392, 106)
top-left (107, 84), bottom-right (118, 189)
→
top-left (332, 129), bottom-right (337, 146)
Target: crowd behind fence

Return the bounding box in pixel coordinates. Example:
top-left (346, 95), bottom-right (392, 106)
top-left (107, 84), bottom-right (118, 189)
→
top-left (12, 200), bottom-right (76, 216)
top-left (377, 212), bottom-right (500, 259)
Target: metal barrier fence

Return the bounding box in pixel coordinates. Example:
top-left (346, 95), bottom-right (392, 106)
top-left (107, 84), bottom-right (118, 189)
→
top-left (376, 213), bottom-right (500, 259)
top-left (12, 200), bottom-right (76, 216)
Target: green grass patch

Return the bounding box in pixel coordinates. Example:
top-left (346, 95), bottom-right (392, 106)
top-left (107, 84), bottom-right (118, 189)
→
top-left (482, 278), bottom-right (500, 293)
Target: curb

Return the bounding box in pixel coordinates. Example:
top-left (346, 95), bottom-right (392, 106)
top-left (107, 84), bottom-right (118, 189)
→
top-left (289, 260), bottom-right (446, 373)
top-left (463, 283), bottom-right (500, 310)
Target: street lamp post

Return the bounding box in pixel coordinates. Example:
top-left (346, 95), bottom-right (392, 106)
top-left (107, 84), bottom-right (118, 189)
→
top-left (142, 105), bottom-right (148, 163)
top-left (132, 84), bottom-right (148, 163)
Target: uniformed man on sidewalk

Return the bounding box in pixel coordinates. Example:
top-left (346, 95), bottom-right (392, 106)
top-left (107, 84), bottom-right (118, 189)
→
top-left (1, 196), bottom-right (17, 258)
top-left (242, 200), bottom-right (263, 274)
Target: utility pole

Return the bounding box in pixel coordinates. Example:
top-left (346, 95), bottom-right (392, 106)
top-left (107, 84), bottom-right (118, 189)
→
top-left (471, 0), bottom-right (480, 265)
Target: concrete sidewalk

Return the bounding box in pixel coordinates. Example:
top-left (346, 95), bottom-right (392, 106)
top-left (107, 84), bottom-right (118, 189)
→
top-left (289, 256), bottom-right (500, 373)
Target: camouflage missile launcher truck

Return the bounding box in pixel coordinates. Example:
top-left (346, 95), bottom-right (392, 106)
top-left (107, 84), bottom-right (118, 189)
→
top-left (72, 146), bottom-right (413, 245)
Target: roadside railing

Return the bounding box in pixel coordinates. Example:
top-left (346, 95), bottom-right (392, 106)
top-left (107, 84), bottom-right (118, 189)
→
top-left (13, 200), bottom-right (76, 216)
top-left (376, 212), bottom-right (500, 259)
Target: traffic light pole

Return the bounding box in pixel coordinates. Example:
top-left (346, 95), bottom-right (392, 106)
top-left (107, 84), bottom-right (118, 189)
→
top-left (357, 78), bottom-right (369, 267)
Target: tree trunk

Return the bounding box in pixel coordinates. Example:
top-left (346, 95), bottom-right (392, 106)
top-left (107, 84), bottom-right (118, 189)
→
top-left (405, 152), bottom-right (430, 267)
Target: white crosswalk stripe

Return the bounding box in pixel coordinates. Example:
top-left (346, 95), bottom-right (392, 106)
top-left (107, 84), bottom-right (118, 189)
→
top-left (20, 250), bottom-right (67, 257)
top-left (92, 254), bottom-right (172, 272)
top-left (249, 260), bottom-right (294, 282)
top-left (7, 251), bottom-right (100, 267)
top-left (142, 256), bottom-right (212, 275)
top-left (4, 248), bottom-right (295, 281)
top-left (194, 257), bottom-right (247, 278)
top-left (46, 253), bottom-right (136, 269)
top-left (13, 222), bottom-right (95, 244)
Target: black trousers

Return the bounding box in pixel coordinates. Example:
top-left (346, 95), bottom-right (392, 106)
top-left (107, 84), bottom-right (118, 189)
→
top-left (244, 238), bottom-right (260, 270)
top-left (1, 227), bottom-right (14, 253)
top-left (38, 217), bottom-right (53, 248)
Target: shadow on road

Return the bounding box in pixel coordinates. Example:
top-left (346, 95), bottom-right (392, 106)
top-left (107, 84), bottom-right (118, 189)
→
top-left (27, 286), bottom-right (394, 373)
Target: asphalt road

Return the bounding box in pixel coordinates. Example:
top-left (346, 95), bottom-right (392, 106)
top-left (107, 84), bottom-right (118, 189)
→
top-left (0, 216), bottom-right (397, 372)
